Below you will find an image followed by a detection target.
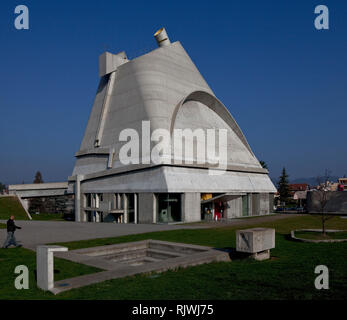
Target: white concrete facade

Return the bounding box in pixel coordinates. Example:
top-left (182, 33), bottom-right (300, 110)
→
top-left (69, 28), bottom-right (276, 224)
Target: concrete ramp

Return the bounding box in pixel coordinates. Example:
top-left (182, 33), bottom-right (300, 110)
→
top-left (8, 182), bottom-right (68, 198)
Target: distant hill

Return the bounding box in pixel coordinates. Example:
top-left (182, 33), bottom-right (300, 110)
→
top-left (271, 176), bottom-right (340, 187)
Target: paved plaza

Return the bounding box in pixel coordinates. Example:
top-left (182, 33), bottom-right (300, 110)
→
top-left (0, 220), bottom-right (207, 250)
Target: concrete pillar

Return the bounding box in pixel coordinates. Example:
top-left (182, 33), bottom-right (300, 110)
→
top-left (248, 194), bottom-right (253, 216)
top-left (269, 193), bottom-right (275, 213)
top-left (75, 175), bottom-right (83, 222)
top-left (228, 196), bottom-right (242, 218)
top-left (94, 71), bottom-right (116, 147)
top-left (134, 193), bottom-right (138, 224)
top-left (259, 193), bottom-right (270, 215)
top-left (123, 194), bottom-right (128, 224)
top-left (183, 193), bottom-right (201, 222)
top-left (36, 245), bottom-right (68, 291)
top-left (138, 193), bottom-right (155, 224)
top-left (252, 193), bottom-right (260, 216)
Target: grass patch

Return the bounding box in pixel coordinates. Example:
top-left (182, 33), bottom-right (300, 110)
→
top-left (1, 215), bottom-right (346, 300)
top-left (0, 247), bottom-right (101, 300)
top-left (0, 197), bottom-right (28, 220)
top-left (295, 230), bottom-right (347, 240)
top-left (57, 239), bottom-right (346, 300)
top-left (0, 197), bottom-right (65, 221)
top-left (56, 215), bottom-right (347, 250)
top-left (52, 215), bottom-right (347, 300)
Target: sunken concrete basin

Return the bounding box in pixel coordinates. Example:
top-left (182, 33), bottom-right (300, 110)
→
top-left (51, 240), bottom-right (230, 294)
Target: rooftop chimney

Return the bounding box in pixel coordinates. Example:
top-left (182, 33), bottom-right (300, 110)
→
top-left (154, 27), bottom-right (171, 47)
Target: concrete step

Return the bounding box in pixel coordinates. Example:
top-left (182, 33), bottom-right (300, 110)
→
top-left (122, 256), bottom-right (162, 266)
top-left (146, 248), bottom-right (182, 260)
top-left (105, 248), bottom-right (147, 262)
top-left (83, 242), bottom-right (147, 257)
top-left (149, 241), bottom-right (206, 255)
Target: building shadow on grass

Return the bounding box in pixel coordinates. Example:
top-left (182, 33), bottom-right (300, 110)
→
top-left (214, 247), bottom-right (251, 260)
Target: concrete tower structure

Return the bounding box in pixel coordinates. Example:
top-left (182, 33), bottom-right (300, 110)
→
top-left (68, 28), bottom-right (276, 224)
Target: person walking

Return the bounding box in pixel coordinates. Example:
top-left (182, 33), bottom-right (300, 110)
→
top-left (2, 215), bottom-right (22, 248)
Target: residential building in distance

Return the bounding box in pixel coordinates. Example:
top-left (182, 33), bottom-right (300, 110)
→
top-left (338, 178), bottom-right (347, 191)
top-left (289, 184), bottom-right (308, 207)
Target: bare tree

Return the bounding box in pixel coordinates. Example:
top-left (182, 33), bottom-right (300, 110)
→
top-left (314, 169), bottom-right (334, 235)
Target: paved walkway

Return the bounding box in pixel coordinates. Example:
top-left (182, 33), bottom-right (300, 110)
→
top-left (1, 214), bottom-right (301, 250)
top-left (0, 220), bottom-right (207, 250)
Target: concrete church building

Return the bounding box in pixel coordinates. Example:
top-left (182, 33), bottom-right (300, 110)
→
top-left (67, 28), bottom-right (276, 224)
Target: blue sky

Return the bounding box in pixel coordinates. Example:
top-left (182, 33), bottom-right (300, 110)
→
top-left (0, 0), bottom-right (346, 184)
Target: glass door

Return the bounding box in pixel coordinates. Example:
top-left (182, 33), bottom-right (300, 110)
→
top-left (157, 193), bottom-right (182, 223)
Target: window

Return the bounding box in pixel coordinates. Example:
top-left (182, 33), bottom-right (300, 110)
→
top-left (85, 194), bottom-right (92, 208)
top-left (242, 195), bottom-right (249, 217)
top-left (156, 193), bottom-right (182, 223)
top-left (92, 194), bottom-right (97, 208)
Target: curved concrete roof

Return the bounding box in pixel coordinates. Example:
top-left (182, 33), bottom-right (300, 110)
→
top-left (72, 38), bottom-right (267, 181)
top-left (170, 90), bottom-right (254, 156)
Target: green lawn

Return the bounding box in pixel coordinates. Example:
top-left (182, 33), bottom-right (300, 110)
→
top-left (0, 197), bottom-right (28, 220)
top-left (0, 215), bottom-right (346, 300)
top-left (55, 215), bottom-right (347, 250)
top-left (0, 247), bottom-right (101, 300)
top-left (295, 230), bottom-right (347, 240)
top-left (0, 197), bottom-right (65, 221)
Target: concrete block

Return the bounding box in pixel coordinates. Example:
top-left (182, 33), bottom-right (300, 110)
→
top-left (36, 245), bottom-right (68, 291)
top-left (99, 51), bottom-right (128, 77)
top-left (236, 228), bottom-right (275, 260)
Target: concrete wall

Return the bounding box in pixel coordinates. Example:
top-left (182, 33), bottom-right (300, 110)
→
top-left (251, 194), bottom-right (260, 216)
top-left (77, 165), bottom-right (275, 194)
top-left (226, 196), bottom-right (242, 218)
top-left (259, 193), bottom-right (270, 216)
top-left (307, 191), bottom-right (347, 213)
top-left (269, 193), bottom-right (275, 213)
top-left (183, 192), bottom-right (201, 222)
top-left (138, 193), bottom-right (155, 223)
top-left (248, 194), bottom-right (253, 216)
top-left (9, 182), bottom-right (68, 198)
